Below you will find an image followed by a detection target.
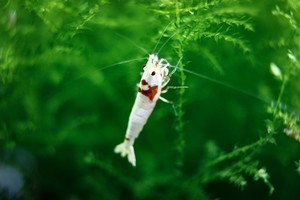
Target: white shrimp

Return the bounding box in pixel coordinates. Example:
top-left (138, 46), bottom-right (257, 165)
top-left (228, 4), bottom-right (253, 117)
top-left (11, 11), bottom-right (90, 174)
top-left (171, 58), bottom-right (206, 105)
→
top-left (114, 54), bottom-right (173, 166)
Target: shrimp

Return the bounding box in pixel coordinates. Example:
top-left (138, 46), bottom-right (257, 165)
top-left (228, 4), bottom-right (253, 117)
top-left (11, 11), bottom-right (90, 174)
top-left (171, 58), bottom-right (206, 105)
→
top-left (114, 54), bottom-right (173, 167)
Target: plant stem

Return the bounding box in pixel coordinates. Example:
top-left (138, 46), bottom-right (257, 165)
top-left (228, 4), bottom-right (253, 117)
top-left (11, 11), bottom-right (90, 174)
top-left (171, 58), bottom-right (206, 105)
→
top-left (174, 0), bottom-right (186, 173)
top-left (275, 74), bottom-right (287, 111)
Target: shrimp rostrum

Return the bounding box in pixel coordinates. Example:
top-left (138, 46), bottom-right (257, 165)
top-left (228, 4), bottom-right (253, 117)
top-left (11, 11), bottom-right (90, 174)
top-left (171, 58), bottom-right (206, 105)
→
top-left (114, 54), bottom-right (174, 167)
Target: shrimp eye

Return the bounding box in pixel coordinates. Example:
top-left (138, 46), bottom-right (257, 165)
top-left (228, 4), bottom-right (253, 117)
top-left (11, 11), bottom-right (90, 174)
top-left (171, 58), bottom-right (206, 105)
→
top-left (142, 64), bottom-right (146, 68)
top-left (151, 71), bottom-right (156, 76)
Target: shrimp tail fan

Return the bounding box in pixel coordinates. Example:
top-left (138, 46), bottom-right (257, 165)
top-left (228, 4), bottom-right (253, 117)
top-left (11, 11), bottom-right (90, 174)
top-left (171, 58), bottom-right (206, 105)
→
top-left (114, 141), bottom-right (136, 167)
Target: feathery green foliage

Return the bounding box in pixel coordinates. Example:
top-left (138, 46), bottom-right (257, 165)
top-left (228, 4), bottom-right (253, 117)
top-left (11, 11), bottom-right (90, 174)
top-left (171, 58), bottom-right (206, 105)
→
top-left (1, 0), bottom-right (300, 199)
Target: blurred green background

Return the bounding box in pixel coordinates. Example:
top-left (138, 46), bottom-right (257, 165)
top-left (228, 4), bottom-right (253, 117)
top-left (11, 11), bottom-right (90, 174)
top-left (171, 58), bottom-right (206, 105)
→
top-left (1, 0), bottom-right (300, 199)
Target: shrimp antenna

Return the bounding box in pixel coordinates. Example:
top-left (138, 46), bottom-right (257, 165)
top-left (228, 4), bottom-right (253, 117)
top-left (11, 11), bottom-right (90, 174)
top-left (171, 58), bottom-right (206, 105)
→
top-left (170, 66), bottom-right (271, 104)
top-left (45, 57), bottom-right (148, 100)
top-left (152, 20), bottom-right (174, 53)
top-left (170, 65), bottom-right (300, 116)
top-left (169, 56), bottom-right (183, 77)
top-left (157, 31), bottom-right (177, 55)
top-left (73, 57), bottom-right (148, 82)
top-left (115, 33), bottom-right (149, 55)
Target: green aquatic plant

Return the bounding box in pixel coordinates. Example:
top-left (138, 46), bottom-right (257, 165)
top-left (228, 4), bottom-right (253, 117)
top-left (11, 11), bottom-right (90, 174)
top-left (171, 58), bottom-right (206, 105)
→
top-left (1, 0), bottom-right (300, 199)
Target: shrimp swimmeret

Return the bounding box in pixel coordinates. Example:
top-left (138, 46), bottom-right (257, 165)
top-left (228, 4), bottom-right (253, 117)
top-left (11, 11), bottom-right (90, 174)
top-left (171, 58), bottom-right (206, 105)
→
top-left (114, 54), bottom-right (174, 167)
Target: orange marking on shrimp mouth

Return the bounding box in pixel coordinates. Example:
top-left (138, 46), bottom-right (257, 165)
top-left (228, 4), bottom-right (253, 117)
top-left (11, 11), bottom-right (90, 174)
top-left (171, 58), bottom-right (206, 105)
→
top-left (138, 85), bottom-right (158, 101)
